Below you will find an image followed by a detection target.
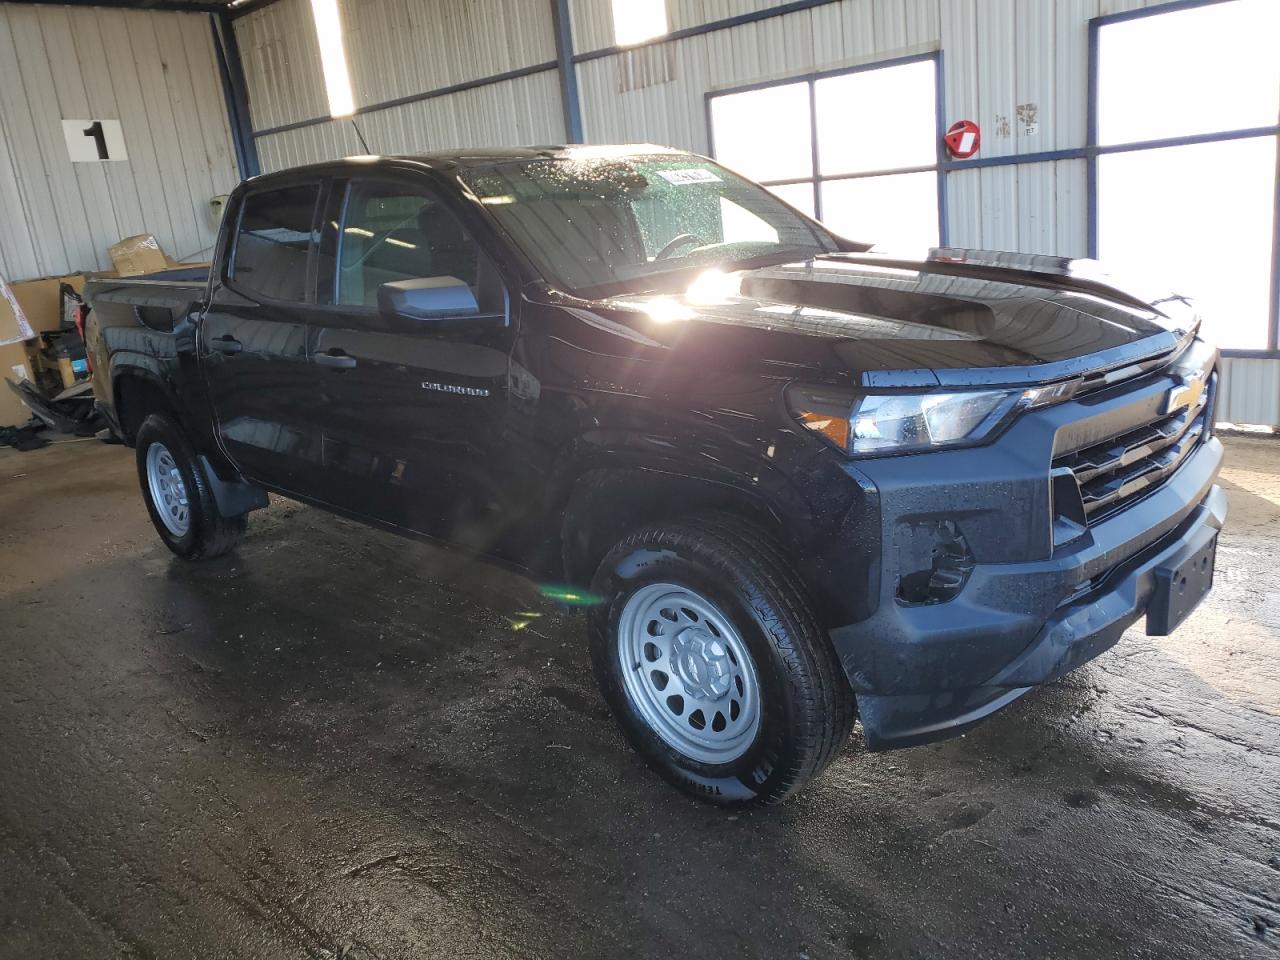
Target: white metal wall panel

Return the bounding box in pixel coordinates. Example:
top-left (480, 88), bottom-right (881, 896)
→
top-left (358, 70), bottom-right (565, 154)
top-left (237, 0), bottom-right (557, 132)
top-left (345, 0), bottom-right (556, 107)
top-left (811, 0), bottom-right (873, 63)
top-left (255, 71), bottom-right (566, 174)
top-left (567, 0), bottom-right (611, 53)
top-left (945, 160), bottom-right (1086, 254)
top-left (577, 1), bottom-right (942, 156)
top-left (256, 120), bottom-right (364, 173)
top-left (235, 0), bottom-right (328, 130)
top-left (0, 4), bottom-right (239, 278)
top-left (1219, 359), bottom-right (1280, 428)
top-left (1052, 0), bottom-right (1095, 150)
top-left (576, 36), bottom-right (712, 152)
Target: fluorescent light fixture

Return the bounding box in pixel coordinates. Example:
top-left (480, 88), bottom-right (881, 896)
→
top-left (611, 0), bottom-right (668, 46)
top-left (344, 226), bottom-right (374, 237)
top-left (311, 0), bottom-right (355, 118)
top-left (385, 237), bottom-right (417, 249)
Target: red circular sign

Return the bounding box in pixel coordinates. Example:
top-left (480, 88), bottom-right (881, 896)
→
top-left (944, 120), bottom-right (981, 159)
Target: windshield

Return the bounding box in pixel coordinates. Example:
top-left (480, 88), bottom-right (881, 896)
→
top-left (460, 151), bottom-right (841, 298)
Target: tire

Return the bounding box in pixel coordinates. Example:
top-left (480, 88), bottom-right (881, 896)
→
top-left (589, 513), bottom-right (856, 806)
top-left (135, 413), bottom-right (246, 560)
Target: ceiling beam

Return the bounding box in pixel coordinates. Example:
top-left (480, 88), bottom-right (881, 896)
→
top-left (0, 0), bottom-right (228, 12)
top-left (227, 0), bottom-right (282, 19)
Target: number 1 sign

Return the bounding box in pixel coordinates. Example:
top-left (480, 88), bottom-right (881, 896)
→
top-left (61, 119), bottom-right (128, 162)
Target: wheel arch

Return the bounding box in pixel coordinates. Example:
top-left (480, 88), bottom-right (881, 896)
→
top-left (113, 369), bottom-right (182, 445)
top-left (560, 465), bottom-right (800, 589)
top-left (555, 450), bottom-right (881, 631)
top-left (110, 368), bottom-right (247, 496)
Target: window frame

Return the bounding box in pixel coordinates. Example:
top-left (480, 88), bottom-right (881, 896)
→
top-left (309, 172), bottom-right (504, 328)
top-left (703, 51), bottom-right (947, 244)
top-left (224, 179), bottom-right (324, 306)
top-left (1087, 0), bottom-right (1280, 357)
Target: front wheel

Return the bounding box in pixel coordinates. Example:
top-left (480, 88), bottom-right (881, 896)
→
top-left (589, 514), bottom-right (856, 806)
top-left (135, 413), bottom-right (246, 560)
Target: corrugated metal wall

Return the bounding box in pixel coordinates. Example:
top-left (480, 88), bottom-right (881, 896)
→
top-left (255, 70), bottom-right (567, 170)
top-left (1219, 358), bottom-right (1280, 428)
top-left (234, 0), bottom-right (1280, 424)
top-left (233, 0), bottom-right (1197, 256)
top-left (0, 3), bottom-right (240, 278)
top-left (571, 0), bottom-right (1172, 256)
top-left (237, 0), bottom-right (564, 170)
top-left (344, 0), bottom-right (555, 107)
top-left (235, 0), bottom-right (328, 133)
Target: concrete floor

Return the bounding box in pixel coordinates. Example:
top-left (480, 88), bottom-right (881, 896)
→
top-left (0, 435), bottom-right (1277, 960)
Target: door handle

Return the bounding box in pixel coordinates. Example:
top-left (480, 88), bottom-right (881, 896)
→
top-left (314, 349), bottom-right (357, 370)
top-left (211, 335), bottom-right (242, 354)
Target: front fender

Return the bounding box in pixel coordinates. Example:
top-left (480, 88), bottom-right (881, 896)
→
top-left (555, 429), bottom-right (879, 627)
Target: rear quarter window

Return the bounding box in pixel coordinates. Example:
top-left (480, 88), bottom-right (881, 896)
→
top-left (231, 185), bottom-right (319, 302)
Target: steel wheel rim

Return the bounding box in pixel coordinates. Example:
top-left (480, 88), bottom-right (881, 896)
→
top-left (617, 582), bottom-right (761, 764)
top-left (146, 442), bottom-right (190, 537)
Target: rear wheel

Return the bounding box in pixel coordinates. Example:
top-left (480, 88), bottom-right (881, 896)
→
top-left (589, 513), bottom-right (856, 806)
top-left (135, 413), bottom-right (246, 559)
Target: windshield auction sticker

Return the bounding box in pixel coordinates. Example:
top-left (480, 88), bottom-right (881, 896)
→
top-left (657, 168), bottom-right (723, 185)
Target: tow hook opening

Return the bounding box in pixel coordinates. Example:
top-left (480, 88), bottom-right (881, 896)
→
top-left (896, 519), bottom-right (975, 605)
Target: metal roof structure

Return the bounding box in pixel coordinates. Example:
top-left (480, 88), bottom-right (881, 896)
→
top-left (2, 0), bottom-right (278, 16)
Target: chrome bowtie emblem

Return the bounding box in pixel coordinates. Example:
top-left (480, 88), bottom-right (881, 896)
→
top-left (1164, 371), bottom-right (1206, 415)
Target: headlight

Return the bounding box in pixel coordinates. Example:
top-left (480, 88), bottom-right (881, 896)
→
top-left (849, 391), bottom-right (1018, 454)
top-left (787, 380), bottom-right (1078, 456)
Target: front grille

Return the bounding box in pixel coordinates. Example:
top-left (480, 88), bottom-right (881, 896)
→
top-left (1053, 373), bottom-right (1214, 524)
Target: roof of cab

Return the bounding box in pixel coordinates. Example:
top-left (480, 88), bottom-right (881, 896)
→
top-left (395, 144), bottom-right (682, 168)
top-left (241, 145), bottom-right (684, 184)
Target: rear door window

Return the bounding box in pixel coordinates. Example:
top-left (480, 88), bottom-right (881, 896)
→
top-left (231, 184), bottom-right (320, 302)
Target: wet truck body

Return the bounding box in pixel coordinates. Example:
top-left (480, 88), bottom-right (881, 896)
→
top-left (84, 148), bottom-right (1225, 804)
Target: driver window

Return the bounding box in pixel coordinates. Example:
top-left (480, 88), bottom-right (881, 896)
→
top-left (338, 182), bottom-right (479, 306)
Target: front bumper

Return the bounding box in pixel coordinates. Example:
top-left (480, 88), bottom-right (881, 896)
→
top-left (830, 433), bottom-right (1226, 751)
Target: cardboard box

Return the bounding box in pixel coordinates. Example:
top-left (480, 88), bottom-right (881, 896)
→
top-left (1, 272), bottom-right (87, 344)
top-left (0, 339), bottom-right (37, 427)
top-left (12, 274), bottom-right (85, 335)
top-left (108, 234), bottom-right (169, 277)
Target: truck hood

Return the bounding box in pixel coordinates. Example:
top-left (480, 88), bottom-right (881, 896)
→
top-left (587, 249), bottom-right (1198, 389)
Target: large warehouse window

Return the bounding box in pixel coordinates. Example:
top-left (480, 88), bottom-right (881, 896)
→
top-left (1092, 0), bottom-right (1280, 351)
top-left (707, 56), bottom-right (941, 252)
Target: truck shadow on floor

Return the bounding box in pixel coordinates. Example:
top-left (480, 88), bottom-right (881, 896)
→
top-left (127, 501), bottom-right (1278, 957)
top-left (5, 492), bottom-right (1275, 959)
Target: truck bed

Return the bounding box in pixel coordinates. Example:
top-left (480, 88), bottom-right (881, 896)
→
top-left (84, 269), bottom-right (209, 329)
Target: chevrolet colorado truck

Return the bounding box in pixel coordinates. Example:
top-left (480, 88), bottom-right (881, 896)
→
top-left (84, 146), bottom-right (1226, 805)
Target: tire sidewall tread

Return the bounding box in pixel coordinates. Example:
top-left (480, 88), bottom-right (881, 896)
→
top-left (589, 512), bottom-right (855, 806)
top-left (135, 413), bottom-right (245, 561)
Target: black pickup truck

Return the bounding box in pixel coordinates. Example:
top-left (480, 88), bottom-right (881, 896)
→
top-left (84, 146), bottom-right (1226, 805)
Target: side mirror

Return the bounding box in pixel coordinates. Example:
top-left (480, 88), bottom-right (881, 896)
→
top-left (378, 276), bottom-right (480, 323)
